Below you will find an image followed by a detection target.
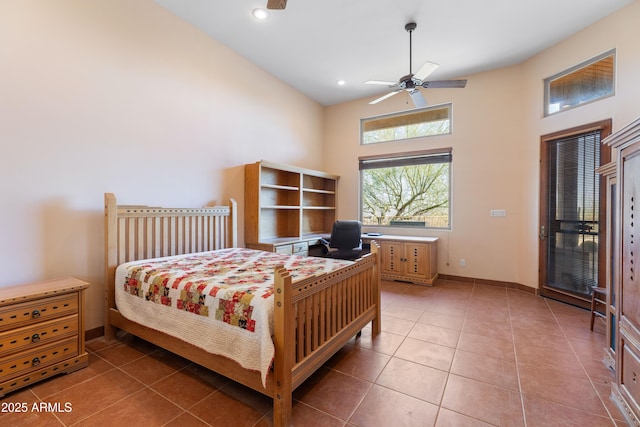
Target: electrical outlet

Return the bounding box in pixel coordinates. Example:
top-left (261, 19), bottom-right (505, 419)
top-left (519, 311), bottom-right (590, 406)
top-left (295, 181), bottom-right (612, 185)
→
top-left (460, 259), bottom-right (465, 267)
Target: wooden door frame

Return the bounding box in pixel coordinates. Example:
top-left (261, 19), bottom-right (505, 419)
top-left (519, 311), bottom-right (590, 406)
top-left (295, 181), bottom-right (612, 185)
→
top-left (539, 119), bottom-right (612, 308)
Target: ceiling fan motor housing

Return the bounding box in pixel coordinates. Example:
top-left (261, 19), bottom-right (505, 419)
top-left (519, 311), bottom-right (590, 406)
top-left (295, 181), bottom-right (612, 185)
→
top-left (400, 74), bottom-right (416, 89)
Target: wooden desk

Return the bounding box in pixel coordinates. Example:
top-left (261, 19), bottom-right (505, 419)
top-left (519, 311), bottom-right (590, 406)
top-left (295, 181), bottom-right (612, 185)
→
top-left (246, 234), bottom-right (329, 257)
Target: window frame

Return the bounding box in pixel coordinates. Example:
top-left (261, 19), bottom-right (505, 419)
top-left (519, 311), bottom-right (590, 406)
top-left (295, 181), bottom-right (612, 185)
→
top-left (359, 148), bottom-right (452, 230)
top-left (544, 49), bottom-right (615, 117)
top-left (360, 103), bottom-right (452, 145)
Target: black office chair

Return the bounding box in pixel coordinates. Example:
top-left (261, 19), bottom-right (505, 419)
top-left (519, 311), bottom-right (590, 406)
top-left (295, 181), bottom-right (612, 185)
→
top-left (320, 220), bottom-right (364, 260)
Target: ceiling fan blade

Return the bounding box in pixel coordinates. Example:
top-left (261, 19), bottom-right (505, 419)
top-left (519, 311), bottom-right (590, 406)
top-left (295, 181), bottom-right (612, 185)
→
top-left (422, 79), bottom-right (467, 89)
top-left (413, 61), bottom-right (439, 81)
top-left (266, 0), bottom-right (287, 9)
top-left (369, 90), bottom-right (401, 105)
top-left (365, 80), bottom-right (399, 86)
top-left (409, 89), bottom-right (427, 108)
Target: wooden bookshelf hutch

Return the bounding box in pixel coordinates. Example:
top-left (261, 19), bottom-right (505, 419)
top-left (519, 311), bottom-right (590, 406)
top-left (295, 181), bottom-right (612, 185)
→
top-left (244, 160), bottom-right (338, 255)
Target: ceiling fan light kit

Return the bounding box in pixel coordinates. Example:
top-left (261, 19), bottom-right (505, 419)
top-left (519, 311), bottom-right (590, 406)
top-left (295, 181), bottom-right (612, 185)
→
top-left (366, 22), bottom-right (467, 107)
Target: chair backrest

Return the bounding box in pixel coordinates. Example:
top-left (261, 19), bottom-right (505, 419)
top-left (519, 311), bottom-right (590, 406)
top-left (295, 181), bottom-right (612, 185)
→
top-left (330, 220), bottom-right (362, 250)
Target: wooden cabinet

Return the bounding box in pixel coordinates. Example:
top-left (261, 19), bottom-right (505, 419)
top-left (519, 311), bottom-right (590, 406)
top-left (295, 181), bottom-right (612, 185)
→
top-left (245, 160), bottom-right (338, 252)
top-left (363, 235), bottom-right (438, 285)
top-left (603, 117), bottom-right (640, 426)
top-left (0, 277), bottom-right (89, 397)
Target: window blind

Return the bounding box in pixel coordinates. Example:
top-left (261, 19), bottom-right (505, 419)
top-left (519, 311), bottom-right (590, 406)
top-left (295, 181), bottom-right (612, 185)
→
top-left (547, 129), bottom-right (601, 297)
top-left (359, 148), bottom-right (452, 170)
top-left (361, 106), bottom-right (450, 133)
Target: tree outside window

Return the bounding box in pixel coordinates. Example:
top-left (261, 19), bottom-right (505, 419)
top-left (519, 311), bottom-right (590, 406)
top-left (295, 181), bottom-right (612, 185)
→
top-left (359, 150), bottom-right (451, 229)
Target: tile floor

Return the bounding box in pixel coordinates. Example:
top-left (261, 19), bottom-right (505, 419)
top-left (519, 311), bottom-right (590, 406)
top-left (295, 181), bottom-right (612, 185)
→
top-left (0, 280), bottom-right (629, 426)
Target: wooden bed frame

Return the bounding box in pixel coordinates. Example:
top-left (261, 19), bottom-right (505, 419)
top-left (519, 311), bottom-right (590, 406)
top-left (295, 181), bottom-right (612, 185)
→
top-left (103, 193), bottom-right (381, 426)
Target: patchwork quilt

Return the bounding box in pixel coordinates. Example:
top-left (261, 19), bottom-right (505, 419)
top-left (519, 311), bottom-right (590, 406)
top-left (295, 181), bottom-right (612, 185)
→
top-left (114, 248), bottom-right (353, 385)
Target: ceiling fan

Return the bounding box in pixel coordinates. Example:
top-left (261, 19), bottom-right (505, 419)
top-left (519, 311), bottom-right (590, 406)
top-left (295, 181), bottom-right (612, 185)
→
top-left (366, 22), bottom-right (467, 107)
top-left (267, 0), bottom-right (287, 9)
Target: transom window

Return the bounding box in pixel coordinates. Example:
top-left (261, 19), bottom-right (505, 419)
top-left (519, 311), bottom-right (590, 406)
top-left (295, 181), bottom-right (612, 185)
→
top-left (361, 104), bottom-right (451, 145)
top-left (359, 149), bottom-right (452, 229)
top-left (544, 50), bottom-right (615, 116)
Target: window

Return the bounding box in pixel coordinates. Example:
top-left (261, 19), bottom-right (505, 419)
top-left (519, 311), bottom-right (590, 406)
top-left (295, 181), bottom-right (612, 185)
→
top-left (359, 149), bottom-right (451, 229)
top-left (361, 104), bottom-right (451, 144)
top-left (544, 50), bottom-right (615, 116)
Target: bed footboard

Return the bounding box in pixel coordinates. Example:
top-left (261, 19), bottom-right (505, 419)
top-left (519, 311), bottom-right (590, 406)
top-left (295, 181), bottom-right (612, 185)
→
top-left (272, 245), bottom-right (381, 425)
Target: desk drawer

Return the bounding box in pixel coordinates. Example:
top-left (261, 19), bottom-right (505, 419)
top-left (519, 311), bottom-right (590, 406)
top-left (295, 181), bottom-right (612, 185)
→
top-left (275, 245), bottom-right (293, 255)
top-left (292, 242), bottom-right (309, 256)
top-left (0, 294), bottom-right (78, 332)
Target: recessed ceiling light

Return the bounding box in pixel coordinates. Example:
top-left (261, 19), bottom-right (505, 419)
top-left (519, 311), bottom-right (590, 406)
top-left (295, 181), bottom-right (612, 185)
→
top-left (252, 8), bottom-right (269, 20)
top-left (337, 80), bottom-right (346, 86)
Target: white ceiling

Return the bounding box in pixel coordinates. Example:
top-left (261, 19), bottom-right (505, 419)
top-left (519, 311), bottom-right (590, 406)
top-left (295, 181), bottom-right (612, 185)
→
top-left (154, 0), bottom-right (634, 106)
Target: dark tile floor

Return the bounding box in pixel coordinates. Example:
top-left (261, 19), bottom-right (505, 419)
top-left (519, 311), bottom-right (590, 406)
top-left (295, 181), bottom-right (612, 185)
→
top-left (0, 280), bottom-right (629, 426)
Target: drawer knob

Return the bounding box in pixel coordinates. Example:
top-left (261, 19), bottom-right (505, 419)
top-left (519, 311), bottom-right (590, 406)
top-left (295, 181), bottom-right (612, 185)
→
top-left (31, 310), bottom-right (41, 319)
top-left (31, 333), bottom-right (40, 343)
top-left (32, 357), bottom-right (41, 367)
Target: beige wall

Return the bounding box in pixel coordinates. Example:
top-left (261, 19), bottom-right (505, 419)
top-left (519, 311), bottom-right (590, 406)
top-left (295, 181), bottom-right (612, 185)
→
top-left (0, 0), bottom-right (324, 330)
top-left (324, 65), bottom-right (525, 283)
top-left (324, 0), bottom-right (640, 290)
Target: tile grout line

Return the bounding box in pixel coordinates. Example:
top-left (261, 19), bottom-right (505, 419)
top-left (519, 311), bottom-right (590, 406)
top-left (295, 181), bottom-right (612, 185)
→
top-left (433, 280), bottom-right (479, 426)
top-left (506, 288), bottom-right (529, 427)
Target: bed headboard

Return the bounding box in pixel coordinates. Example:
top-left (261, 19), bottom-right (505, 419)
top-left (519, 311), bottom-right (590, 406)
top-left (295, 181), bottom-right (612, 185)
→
top-left (104, 193), bottom-right (237, 320)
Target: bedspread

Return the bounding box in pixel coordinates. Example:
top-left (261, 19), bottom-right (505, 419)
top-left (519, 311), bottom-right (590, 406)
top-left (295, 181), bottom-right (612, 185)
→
top-left (114, 248), bottom-right (353, 385)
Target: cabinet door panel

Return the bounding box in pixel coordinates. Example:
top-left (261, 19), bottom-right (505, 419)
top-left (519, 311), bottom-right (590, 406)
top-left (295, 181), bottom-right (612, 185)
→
top-left (381, 242), bottom-right (403, 274)
top-left (404, 243), bottom-right (429, 279)
top-left (622, 148), bottom-right (640, 328)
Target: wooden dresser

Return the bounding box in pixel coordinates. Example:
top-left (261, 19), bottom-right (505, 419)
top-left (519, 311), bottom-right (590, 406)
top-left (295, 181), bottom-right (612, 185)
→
top-left (0, 277), bottom-right (89, 397)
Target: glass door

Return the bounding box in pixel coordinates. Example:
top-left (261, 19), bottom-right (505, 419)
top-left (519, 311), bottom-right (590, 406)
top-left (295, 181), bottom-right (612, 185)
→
top-left (539, 121), bottom-right (611, 307)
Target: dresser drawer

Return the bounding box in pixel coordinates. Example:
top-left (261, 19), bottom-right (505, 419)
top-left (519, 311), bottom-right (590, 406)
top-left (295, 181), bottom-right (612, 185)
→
top-left (0, 314), bottom-right (78, 358)
top-left (0, 293), bottom-right (78, 332)
top-left (0, 336), bottom-right (78, 381)
top-left (0, 352), bottom-right (88, 397)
